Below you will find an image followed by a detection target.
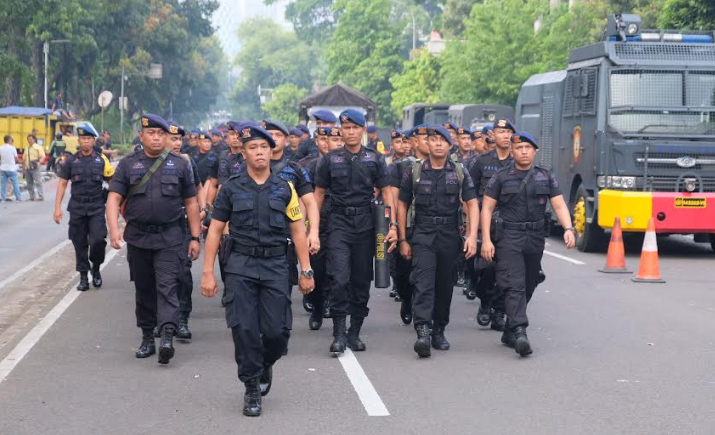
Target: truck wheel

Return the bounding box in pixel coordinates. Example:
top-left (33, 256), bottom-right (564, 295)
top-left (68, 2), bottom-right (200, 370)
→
top-left (571, 185), bottom-right (605, 252)
top-left (710, 234), bottom-right (715, 253)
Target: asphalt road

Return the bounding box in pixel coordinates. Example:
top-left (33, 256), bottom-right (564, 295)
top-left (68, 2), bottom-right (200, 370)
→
top-left (0, 211), bottom-right (714, 434)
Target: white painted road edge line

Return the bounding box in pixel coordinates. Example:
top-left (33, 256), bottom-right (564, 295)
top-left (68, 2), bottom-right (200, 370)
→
top-left (338, 349), bottom-right (390, 417)
top-left (0, 246), bottom-right (123, 385)
top-left (544, 250), bottom-right (585, 265)
top-left (0, 239), bottom-right (72, 298)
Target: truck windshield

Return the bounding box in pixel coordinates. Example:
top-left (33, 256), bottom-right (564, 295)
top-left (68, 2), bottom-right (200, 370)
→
top-left (609, 69), bottom-right (715, 136)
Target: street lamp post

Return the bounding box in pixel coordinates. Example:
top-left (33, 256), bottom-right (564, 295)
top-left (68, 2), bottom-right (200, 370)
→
top-left (43, 39), bottom-right (70, 109)
top-left (119, 63), bottom-right (162, 145)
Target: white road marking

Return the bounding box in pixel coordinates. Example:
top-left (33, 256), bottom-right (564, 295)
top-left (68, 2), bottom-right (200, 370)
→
top-left (544, 250), bottom-right (585, 265)
top-left (338, 349), bottom-right (390, 417)
top-left (0, 239), bottom-right (71, 298)
top-left (0, 246), bottom-right (123, 385)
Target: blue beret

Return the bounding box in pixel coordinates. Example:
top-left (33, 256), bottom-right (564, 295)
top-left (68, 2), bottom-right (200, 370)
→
top-left (480, 124), bottom-right (493, 135)
top-left (296, 124), bottom-right (310, 135)
top-left (410, 124), bottom-right (429, 137)
top-left (401, 130), bottom-right (411, 139)
top-left (338, 109), bottom-right (366, 127)
top-left (367, 125), bottom-right (378, 134)
top-left (262, 119), bottom-right (290, 136)
top-left (470, 130), bottom-right (483, 140)
top-left (197, 131), bottom-right (211, 140)
top-left (289, 128), bottom-right (303, 137)
top-left (209, 129), bottom-right (222, 137)
top-left (140, 113), bottom-right (170, 133)
top-left (312, 110), bottom-right (337, 123)
top-left (390, 130), bottom-right (402, 139)
top-left (316, 127), bottom-right (329, 136)
top-left (167, 121), bottom-right (185, 137)
top-left (226, 121), bottom-right (242, 132)
top-left (442, 122), bottom-right (458, 131)
top-left (239, 125), bottom-right (276, 148)
top-left (190, 128), bottom-right (201, 135)
top-left (493, 118), bottom-right (515, 132)
top-left (427, 125), bottom-right (453, 146)
top-left (77, 125), bottom-right (98, 137)
top-left (457, 127), bottom-right (471, 136)
top-left (511, 131), bottom-right (539, 149)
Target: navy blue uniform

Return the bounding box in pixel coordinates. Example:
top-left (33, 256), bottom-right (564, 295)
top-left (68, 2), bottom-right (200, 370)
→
top-left (292, 138), bottom-right (318, 160)
top-left (56, 151), bottom-right (113, 273)
top-left (195, 150), bottom-right (219, 185)
top-left (216, 151), bottom-right (244, 186)
top-left (388, 157), bottom-right (418, 311)
top-left (108, 151), bottom-right (197, 331)
top-left (315, 146), bottom-right (389, 319)
top-left (484, 165), bottom-right (560, 331)
top-left (213, 171), bottom-right (302, 383)
top-left (399, 159), bottom-right (476, 329)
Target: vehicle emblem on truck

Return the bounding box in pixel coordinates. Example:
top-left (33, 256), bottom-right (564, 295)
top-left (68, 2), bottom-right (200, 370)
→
top-left (676, 156), bottom-right (696, 168)
top-left (572, 126), bottom-right (582, 165)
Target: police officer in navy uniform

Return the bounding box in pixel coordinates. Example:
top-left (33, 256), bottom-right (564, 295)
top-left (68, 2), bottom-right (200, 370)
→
top-left (106, 113), bottom-right (202, 365)
top-left (481, 131), bottom-right (575, 356)
top-left (205, 121), bottom-right (246, 208)
top-left (293, 110), bottom-right (338, 160)
top-left (298, 126), bottom-right (344, 329)
top-left (200, 125), bottom-right (314, 417)
top-left (165, 121), bottom-right (205, 340)
top-left (466, 118), bottom-right (516, 326)
top-left (396, 126), bottom-right (479, 357)
top-left (314, 109), bottom-right (397, 355)
top-left (195, 130), bottom-right (219, 185)
top-left (54, 125), bottom-right (114, 291)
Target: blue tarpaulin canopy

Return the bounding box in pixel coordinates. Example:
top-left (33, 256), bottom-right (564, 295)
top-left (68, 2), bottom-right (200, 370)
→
top-left (0, 106), bottom-right (53, 116)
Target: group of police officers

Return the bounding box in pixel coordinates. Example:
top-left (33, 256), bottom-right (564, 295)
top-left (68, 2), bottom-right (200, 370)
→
top-left (51, 108), bottom-right (576, 418)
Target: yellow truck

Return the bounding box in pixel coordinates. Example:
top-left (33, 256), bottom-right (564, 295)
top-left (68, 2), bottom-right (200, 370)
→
top-left (0, 106), bottom-right (98, 155)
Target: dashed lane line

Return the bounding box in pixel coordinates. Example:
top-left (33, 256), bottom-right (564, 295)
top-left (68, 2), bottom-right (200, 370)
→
top-left (544, 249), bottom-right (586, 265)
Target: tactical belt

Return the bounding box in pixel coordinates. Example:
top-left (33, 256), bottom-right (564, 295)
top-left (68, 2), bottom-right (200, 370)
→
top-left (331, 205), bottom-right (372, 216)
top-left (415, 215), bottom-right (457, 225)
top-left (232, 244), bottom-right (287, 258)
top-left (128, 219), bottom-right (182, 234)
top-left (503, 221), bottom-right (544, 231)
top-left (72, 195), bottom-right (103, 203)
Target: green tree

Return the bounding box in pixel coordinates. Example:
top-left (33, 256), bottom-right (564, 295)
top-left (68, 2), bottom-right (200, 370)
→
top-left (263, 84), bottom-right (309, 125)
top-left (659, 0), bottom-right (715, 30)
top-left (327, 0), bottom-right (408, 125)
top-left (390, 49), bottom-right (441, 116)
top-left (267, 0), bottom-right (338, 45)
top-left (441, 0), bottom-right (480, 37)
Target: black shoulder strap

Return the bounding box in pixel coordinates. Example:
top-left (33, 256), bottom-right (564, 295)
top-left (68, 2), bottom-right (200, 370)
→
top-left (272, 158), bottom-right (288, 176)
top-left (128, 149), bottom-right (170, 198)
top-left (497, 164), bottom-right (535, 212)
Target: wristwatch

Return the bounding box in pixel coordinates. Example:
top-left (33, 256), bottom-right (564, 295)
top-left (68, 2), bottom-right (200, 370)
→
top-left (389, 221), bottom-right (399, 228)
top-left (301, 269), bottom-right (314, 279)
top-left (190, 236), bottom-right (201, 242)
top-left (565, 227), bottom-right (576, 233)
top-left (398, 238), bottom-right (407, 244)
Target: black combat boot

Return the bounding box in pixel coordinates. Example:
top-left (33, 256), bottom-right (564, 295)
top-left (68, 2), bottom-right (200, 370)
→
top-left (259, 363), bottom-right (273, 397)
top-left (389, 285), bottom-right (398, 298)
top-left (176, 317), bottom-right (192, 340)
top-left (414, 324), bottom-right (431, 358)
top-left (309, 307), bottom-right (323, 331)
top-left (322, 305), bottom-right (332, 319)
top-left (491, 310), bottom-right (506, 332)
top-left (431, 326), bottom-right (450, 351)
top-left (329, 316), bottom-right (348, 355)
top-left (400, 298), bottom-right (412, 325)
top-left (456, 271), bottom-right (465, 287)
top-left (77, 272), bottom-right (90, 292)
top-left (513, 326), bottom-right (533, 357)
top-left (394, 294), bottom-right (402, 302)
top-left (302, 295), bottom-right (313, 313)
top-left (347, 317), bottom-right (366, 352)
top-left (90, 264), bottom-right (102, 288)
top-left (243, 379), bottom-right (262, 417)
top-left (501, 329), bottom-right (516, 348)
top-left (477, 304), bottom-right (492, 326)
top-left (537, 269), bottom-right (546, 284)
top-left (135, 329), bottom-right (156, 358)
top-left (157, 326), bottom-right (175, 364)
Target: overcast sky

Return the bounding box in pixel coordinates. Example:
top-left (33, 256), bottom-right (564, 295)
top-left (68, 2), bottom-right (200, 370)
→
top-left (213, 0), bottom-right (291, 58)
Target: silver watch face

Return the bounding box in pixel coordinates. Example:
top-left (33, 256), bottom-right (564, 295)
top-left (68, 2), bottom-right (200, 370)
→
top-left (302, 269), bottom-right (314, 279)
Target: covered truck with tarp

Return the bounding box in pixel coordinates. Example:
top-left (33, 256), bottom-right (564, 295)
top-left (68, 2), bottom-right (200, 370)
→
top-left (298, 83), bottom-right (377, 129)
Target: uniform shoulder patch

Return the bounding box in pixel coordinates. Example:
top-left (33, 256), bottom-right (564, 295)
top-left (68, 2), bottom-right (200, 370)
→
top-left (285, 182), bottom-right (303, 222)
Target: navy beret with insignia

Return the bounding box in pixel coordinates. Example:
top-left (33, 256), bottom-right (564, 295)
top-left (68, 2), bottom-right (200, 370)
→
top-left (428, 125), bottom-right (453, 146)
top-left (262, 119), bottom-right (290, 136)
top-left (289, 128), bottom-right (303, 137)
top-left (296, 124), bottom-right (310, 135)
top-left (312, 110), bottom-right (337, 123)
top-left (410, 124), bottom-right (428, 137)
top-left (367, 125), bottom-right (378, 134)
top-left (457, 127), bottom-right (471, 136)
top-left (197, 131), bottom-right (211, 140)
top-left (493, 118), bottom-right (515, 132)
top-left (442, 122), bottom-right (458, 131)
top-left (338, 109), bottom-right (366, 127)
top-left (316, 127), bottom-right (330, 136)
top-left (168, 121), bottom-right (185, 137)
top-left (240, 125), bottom-right (276, 148)
top-left (77, 124), bottom-right (98, 137)
top-left (390, 130), bottom-right (402, 140)
top-left (511, 131), bottom-right (539, 149)
top-left (140, 113), bottom-right (170, 133)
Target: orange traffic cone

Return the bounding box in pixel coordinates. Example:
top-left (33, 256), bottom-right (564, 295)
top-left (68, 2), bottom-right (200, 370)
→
top-left (632, 218), bottom-right (665, 283)
top-left (599, 217), bottom-right (630, 273)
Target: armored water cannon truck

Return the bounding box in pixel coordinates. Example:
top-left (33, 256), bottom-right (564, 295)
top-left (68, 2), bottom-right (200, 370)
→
top-left (515, 14), bottom-right (715, 252)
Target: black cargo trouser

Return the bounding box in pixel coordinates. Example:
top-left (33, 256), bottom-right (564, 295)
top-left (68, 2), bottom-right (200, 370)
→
top-left (128, 243), bottom-right (184, 331)
top-left (305, 239), bottom-right (329, 313)
top-left (327, 227), bottom-right (374, 319)
top-left (495, 229), bottom-right (544, 331)
top-left (178, 239), bottom-right (193, 320)
top-left (410, 231), bottom-right (461, 328)
top-left (224, 271), bottom-right (290, 383)
top-left (68, 212), bottom-right (107, 272)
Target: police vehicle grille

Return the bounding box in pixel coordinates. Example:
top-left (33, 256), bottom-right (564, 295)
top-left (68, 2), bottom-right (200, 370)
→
top-left (634, 151), bottom-right (715, 170)
top-left (647, 176), bottom-right (715, 192)
top-left (613, 43), bottom-right (715, 62)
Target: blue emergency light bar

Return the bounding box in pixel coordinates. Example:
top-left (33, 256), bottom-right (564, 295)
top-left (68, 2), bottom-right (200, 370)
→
top-left (609, 34), bottom-right (714, 43)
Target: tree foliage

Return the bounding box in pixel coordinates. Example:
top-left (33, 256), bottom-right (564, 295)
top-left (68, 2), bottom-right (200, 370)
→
top-left (390, 49), bottom-right (442, 116)
top-left (263, 83), bottom-right (309, 126)
top-left (659, 0), bottom-right (715, 30)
